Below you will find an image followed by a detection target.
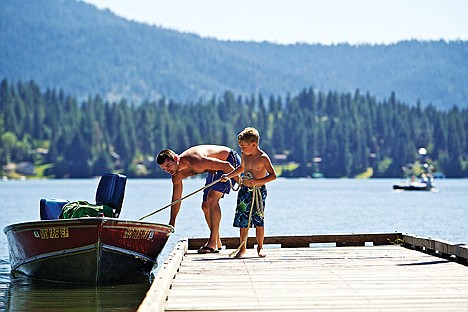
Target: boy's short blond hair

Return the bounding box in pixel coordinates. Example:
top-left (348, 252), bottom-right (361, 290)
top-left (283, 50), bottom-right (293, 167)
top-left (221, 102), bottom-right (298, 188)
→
top-left (237, 127), bottom-right (260, 144)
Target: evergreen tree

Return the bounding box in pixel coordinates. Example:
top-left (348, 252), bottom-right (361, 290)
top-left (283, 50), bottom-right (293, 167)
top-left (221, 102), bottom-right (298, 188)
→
top-left (1, 79), bottom-right (468, 178)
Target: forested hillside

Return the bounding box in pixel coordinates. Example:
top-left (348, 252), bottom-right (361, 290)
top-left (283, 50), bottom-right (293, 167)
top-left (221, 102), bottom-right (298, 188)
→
top-left (1, 0), bottom-right (467, 109)
top-left (1, 79), bottom-right (467, 179)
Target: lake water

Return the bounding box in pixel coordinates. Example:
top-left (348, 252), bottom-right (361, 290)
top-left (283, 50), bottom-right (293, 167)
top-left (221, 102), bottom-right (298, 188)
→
top-left (1, 178), bottom-right (467, 311)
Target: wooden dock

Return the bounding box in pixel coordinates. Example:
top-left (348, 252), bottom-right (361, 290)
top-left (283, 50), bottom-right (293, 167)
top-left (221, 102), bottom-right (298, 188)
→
top-left (138, 233), bottom-right (468, 311)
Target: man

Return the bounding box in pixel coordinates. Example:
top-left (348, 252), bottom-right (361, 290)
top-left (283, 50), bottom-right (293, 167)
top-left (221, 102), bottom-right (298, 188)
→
top-left (157, 145), bottom-right (240, 253)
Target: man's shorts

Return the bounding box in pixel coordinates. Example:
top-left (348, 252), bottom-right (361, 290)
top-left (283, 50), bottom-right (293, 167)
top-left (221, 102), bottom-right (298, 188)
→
top-left (202, 149), bottom-right (241, 202)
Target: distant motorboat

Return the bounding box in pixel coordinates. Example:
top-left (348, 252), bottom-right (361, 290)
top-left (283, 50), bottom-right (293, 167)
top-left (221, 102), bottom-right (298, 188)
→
top-left (393, 174), bottom-right (435, 191)
top-left (392, 183), bottom-right (434, 191)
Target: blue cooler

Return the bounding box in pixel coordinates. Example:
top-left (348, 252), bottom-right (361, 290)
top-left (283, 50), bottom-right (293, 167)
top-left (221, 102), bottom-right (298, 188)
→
top-left (40, 198), bottom-right (69, 220)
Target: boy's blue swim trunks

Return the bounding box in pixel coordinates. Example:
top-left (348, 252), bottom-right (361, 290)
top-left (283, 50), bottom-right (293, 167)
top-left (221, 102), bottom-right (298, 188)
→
top-left (233, 184), bottom-right (267, 228)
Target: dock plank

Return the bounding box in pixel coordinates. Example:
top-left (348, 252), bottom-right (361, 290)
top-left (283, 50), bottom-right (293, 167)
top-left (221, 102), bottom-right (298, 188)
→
top-left (139, 236), bottom-right (468, 312)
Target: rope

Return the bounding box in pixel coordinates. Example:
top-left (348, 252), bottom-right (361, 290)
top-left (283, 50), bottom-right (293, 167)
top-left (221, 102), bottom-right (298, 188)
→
top-left (138, 177), bottom-right (238, 221)
top-left (229, 172), bottom-right (264, 257)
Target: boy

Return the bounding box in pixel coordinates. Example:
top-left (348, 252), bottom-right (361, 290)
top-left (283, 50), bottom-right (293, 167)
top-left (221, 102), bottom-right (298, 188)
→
top-left (221, 127), bottom-right (277, 258)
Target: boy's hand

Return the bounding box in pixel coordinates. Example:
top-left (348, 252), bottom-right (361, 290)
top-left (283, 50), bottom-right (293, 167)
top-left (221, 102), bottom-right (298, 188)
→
top-left (243, 178), bottom-right (254, 187)
top-left (220, 174), bottom-right (229, 182)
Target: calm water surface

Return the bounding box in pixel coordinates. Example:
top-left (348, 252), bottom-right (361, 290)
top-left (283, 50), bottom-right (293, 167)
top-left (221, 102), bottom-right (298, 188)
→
top-left (1, 178), bottom-right (467, 311)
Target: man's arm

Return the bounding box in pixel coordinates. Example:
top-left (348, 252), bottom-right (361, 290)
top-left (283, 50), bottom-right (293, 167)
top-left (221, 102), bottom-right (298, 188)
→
top-left (169, 176), bottom-right (183, 226)
top-left (220, 162), bottom-right (244, 182)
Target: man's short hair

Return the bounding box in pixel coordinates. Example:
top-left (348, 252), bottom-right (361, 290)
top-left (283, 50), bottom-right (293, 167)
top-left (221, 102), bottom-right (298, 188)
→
top-left (237, 127), bottom-right (260, 144)
top-left (156, 149), bottom-right (176, 165)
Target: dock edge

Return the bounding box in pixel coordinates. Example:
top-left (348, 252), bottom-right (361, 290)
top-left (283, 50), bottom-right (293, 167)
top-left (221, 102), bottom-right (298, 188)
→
top-left (137, 238), bottom-right (188, 312)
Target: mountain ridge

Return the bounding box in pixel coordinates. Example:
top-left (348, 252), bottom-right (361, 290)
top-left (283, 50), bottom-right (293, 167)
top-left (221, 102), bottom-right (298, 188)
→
top-left (1, 0), bottom-right (467, 109)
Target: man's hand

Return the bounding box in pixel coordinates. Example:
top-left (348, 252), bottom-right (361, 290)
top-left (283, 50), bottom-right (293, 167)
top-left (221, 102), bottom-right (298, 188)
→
top-left (220, 174), bottom-right (229, 182)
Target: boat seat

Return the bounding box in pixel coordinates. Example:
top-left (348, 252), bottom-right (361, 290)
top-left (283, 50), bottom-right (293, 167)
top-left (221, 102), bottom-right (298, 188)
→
top-left (95, 173), bottom-right (127, 218)
top-left (40, 173), bottom-right (127, 220)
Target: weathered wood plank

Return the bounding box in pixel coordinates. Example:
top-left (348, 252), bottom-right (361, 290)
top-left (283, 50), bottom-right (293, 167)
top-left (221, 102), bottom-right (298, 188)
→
top-left (188, 232), bottom-right (403, 249)
top-left (402, 234), bottom-right (468, 261)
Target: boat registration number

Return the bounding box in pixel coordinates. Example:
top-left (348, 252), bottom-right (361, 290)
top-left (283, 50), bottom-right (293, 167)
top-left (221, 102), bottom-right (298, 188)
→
top-left (123, 229), bottom-right (154, 240)
top-left (34, 228), bottom-right (69, 239)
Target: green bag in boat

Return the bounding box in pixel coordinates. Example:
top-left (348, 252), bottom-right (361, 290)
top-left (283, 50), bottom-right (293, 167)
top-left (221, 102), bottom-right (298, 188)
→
top-left (59, 200), bottom-right (114, 219)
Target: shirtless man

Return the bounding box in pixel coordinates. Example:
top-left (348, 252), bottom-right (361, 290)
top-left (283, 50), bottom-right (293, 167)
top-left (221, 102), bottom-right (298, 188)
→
top-left (156, 145), bottom-right (240, 253)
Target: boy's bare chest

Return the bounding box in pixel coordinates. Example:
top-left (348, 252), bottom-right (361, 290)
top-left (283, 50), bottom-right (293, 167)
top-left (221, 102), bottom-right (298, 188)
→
top-left (243, 156), bottom-right (264, 176)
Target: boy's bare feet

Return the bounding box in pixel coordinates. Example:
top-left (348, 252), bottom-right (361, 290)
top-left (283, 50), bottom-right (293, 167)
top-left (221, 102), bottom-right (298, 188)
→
top-left (257, 247), bottom-right (266, 258)
top-left (235, 248), bottom-right (246, 258)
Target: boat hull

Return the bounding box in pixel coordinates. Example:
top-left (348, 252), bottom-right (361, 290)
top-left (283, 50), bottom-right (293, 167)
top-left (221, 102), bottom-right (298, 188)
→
top-left (393, 184), bottom-right (433, 191)
top-left (3, 218), bottom-right (174, 284)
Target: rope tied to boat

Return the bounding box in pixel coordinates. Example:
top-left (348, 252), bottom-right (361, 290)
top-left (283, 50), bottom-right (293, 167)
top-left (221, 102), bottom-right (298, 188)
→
top-left (139, 176), bottom-right (239, 221)
top-left (229, 172), bottom-right (264, 257)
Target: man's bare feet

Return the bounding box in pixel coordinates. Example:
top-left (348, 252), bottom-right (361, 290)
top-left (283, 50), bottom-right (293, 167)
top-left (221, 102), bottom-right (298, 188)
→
top-left (257, 247), bottom-right (266, 258)
top-left (217, 238), bottom-right (223, 250)
top-left (235, 248), bottom-right (246, 258)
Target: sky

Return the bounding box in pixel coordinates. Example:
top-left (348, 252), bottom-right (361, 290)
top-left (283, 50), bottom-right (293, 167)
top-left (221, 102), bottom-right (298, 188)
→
top-left (81, 0), bottom-right (468, 45)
